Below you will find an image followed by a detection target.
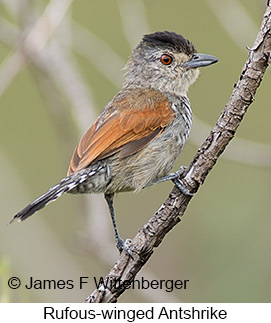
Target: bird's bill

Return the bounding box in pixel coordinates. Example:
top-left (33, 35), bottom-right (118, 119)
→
top-left (185, 53), bottom-right (218, 69)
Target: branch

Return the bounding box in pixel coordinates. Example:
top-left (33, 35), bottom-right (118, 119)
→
top-left (86, 3), bottom-right (271, 303)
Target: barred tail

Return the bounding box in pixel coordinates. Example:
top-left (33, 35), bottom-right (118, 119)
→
top-left (10, 170), bottom-right (92, 223)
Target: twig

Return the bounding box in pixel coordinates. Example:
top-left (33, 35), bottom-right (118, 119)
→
top-left (86, 3), bottom-right (271, 303)
top-left (0, 0), bottom-right (73, 97)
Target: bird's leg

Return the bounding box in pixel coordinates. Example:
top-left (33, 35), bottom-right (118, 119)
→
top-left (147, 166), bottom-right (195, 196)
top-left (104, 193), bottom-right (133, 257)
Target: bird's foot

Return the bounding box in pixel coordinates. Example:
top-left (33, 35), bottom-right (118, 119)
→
top-left (172, 176), bottom-right (194, 196)
top-left (170, 166), bottom-right (195, 196)
top-left (116, 237), bottom-right (133, 258)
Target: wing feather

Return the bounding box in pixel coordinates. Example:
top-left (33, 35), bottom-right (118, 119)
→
top-left (67, 89), bottom-right (174, 175)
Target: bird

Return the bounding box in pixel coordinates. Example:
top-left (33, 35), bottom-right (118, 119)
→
top-left (11, 31), bottom-right (218, 256)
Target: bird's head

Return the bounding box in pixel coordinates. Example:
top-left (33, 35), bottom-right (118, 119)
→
top-left (123, 31), bottom-right (218, 97)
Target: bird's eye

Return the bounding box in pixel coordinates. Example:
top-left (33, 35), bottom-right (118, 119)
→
top-left (160, 54), bottom-right (173, 65)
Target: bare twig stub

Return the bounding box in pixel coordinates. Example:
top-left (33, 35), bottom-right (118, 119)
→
top-left (86, 4), bottom-right (271, 303)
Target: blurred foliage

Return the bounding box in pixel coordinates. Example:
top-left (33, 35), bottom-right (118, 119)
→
top-left (0, 0), bottom-right (270, 303)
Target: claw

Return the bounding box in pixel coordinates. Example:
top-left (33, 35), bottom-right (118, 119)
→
top-left (172, 177), bottom-right (195, 196)
top-left (116, 238), bottom-right (133, 258)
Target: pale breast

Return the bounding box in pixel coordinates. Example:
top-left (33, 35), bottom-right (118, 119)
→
top-left (105, 96), bottom-right (192, 193)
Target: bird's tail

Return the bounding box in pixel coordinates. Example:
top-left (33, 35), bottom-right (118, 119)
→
top-left (10, 169), bottom-right (95, 224)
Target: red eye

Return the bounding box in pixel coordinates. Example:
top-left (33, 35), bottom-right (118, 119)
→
top-left (160, 54), bottom-right (173, 65)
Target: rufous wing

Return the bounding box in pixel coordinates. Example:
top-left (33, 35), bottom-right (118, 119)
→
top-left (67, 89), bottom-right (174, 175)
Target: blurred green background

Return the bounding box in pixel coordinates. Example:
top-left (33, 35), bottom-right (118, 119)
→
top-left (0, 0), bottom-right (270, 303)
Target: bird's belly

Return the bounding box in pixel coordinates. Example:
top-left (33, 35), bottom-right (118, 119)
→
top-left (106, 122), bottom-right (189, 193)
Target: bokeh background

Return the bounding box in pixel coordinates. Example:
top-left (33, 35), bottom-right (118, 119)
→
top-left (0, 0), bottom-right (270, 303)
